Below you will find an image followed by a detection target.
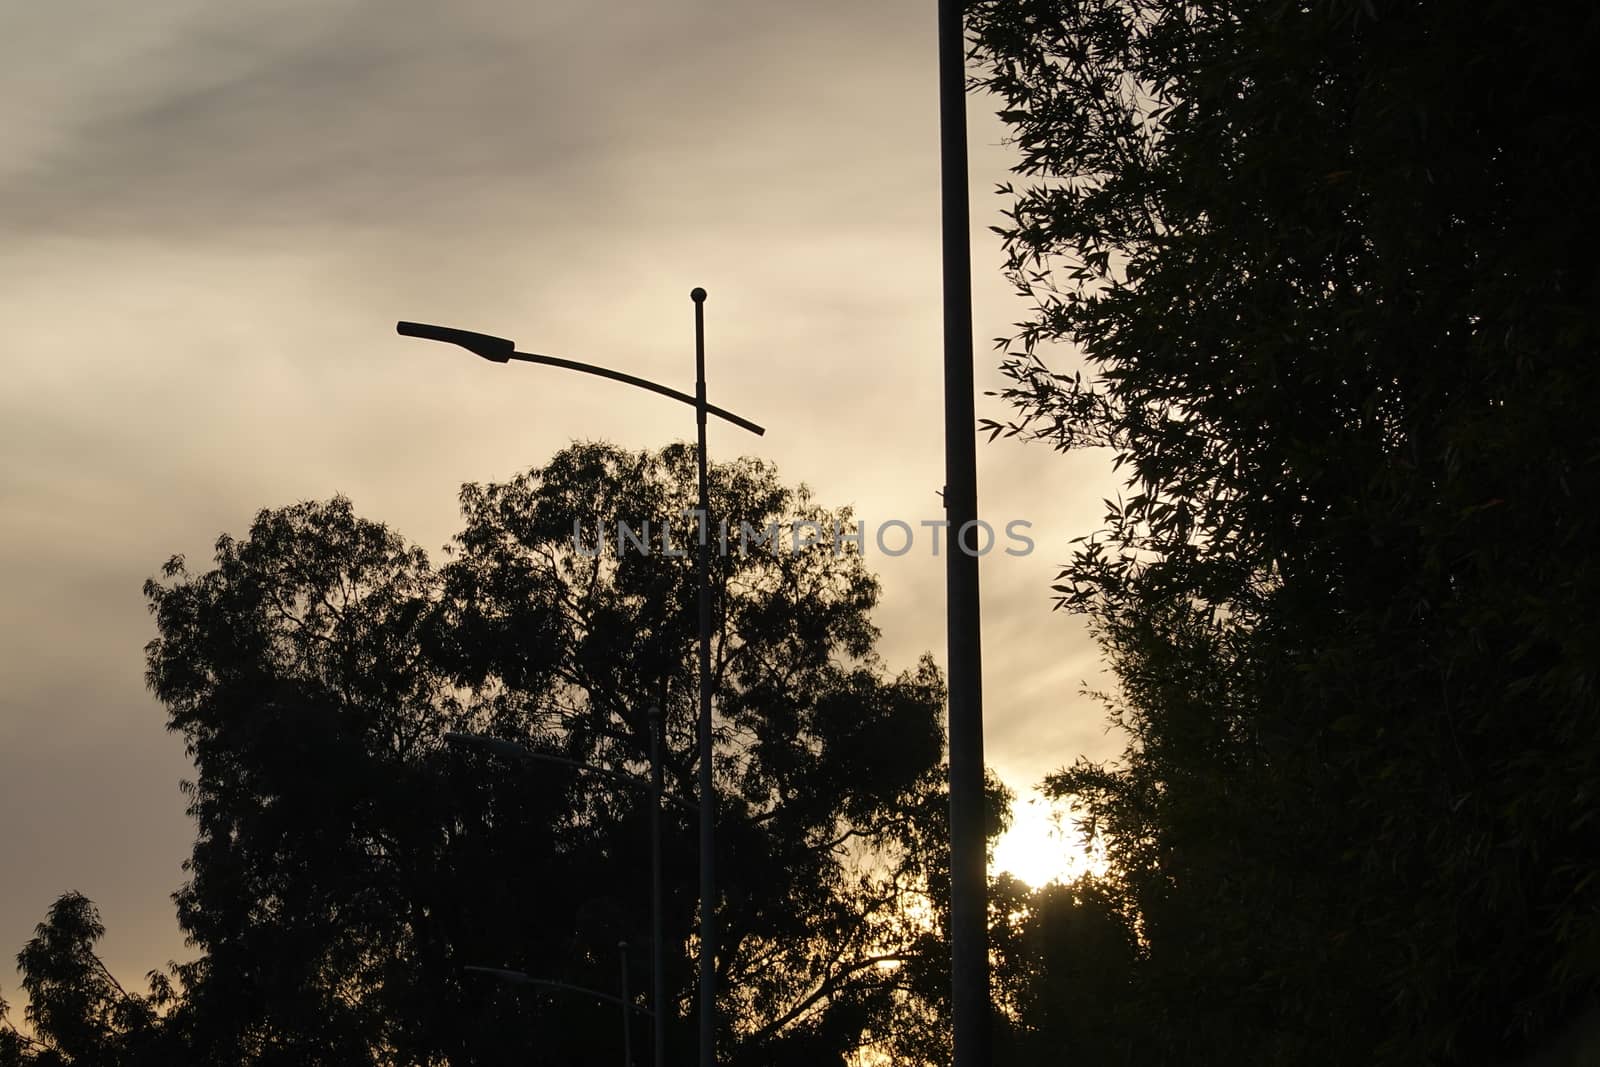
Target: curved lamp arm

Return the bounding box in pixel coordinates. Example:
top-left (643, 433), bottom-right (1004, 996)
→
top-left (443, 730), bottom-right (698, 814)
top-left (463, 965), bottom-right (655, 1017)
top-left (397, 321), bottom-right (765, 437)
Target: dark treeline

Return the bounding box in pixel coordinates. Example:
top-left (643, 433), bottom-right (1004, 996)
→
top-left (967, 0), bottom-right (1600, 1062)
top-left (5, 443), bottom-right (1006, 1066)
top-left (6, 0), bottom-right (1599, 1063)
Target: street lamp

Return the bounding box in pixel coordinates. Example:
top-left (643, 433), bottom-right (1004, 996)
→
top-left (465, 948), bottom-right (653, 1067)
top-left (401, 291), bottom-right (762, 1067)
top-left (443, 724), bottom-right (688, 1067)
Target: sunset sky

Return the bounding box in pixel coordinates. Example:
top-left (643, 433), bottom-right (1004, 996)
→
top-left (0, 0), bottom-right (1123, 994)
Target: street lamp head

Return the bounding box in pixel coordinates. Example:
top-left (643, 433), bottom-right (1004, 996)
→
top-left (463, 965), bottom-right (532, 986)
top-left (396, 321), bottom-right (516, 363)
top-left (443, 731), bottom-right (532, 764)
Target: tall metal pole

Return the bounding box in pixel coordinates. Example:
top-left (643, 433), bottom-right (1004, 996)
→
top-left (937, 2), bottom-right (990, 1065)
top-left (648, 706), bottom-right (666, 1067)
top-left (619, 941), bottom-right (633, 1067)
top-left (691, 286), bottom-right (718, 1067)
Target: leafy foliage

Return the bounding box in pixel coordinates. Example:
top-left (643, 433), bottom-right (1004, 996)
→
top-left (1, 894), bottom-right (173, 1066)
top-left (129, 441), bottom-right (956, 1065)
top-left (989, 874), bottom-right (1141, 1063)
top-left (968, 0), bottom-right (1600, 1062)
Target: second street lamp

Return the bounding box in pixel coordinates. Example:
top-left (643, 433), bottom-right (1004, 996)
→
top-left (400, 291), bottom-right (761, 1067)
top-left (444, 725), bottom-right (690, 1067)
top-left (465, 952), bottom-right (653, 1067)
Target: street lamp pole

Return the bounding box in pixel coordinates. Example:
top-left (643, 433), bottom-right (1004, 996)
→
top-left (619, 941), bottom-right (634, 1067)
top-left (648, 707), bottom-right (667, 1067)
top-left (690, 287), bottom-right (718, 1067)
top-left (937, 1), bottom-right (991, 1066)
top-left (399, 299), bottom-right (761, 1067)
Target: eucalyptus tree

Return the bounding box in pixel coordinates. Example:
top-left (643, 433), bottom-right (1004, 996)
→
top-left (143, 442), bottom-right (964, 1065)
top-left (1, 893), bottom-right (173, 1066)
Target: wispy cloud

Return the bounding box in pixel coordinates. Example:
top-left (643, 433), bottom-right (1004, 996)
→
top-left (0, 0), bottom-right (1118, 991)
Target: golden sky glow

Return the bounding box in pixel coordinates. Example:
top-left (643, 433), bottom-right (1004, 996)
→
top-left (992, 791), bottom-right (1110, 889)
top-left (0, 0), bottom-right (1123, 993)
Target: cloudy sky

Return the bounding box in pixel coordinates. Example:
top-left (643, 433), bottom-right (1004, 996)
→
top-left (0, 0), bottom-right (1123, 996)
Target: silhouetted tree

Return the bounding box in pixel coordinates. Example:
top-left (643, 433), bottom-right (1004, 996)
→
top-left (967, 0), bottom-right (1600, 1062)
top-left (0, 987), bottom-right (29, 1066)
top-left (2, 893), bottom-right (173, 1066)
top-left (142, 441), bottom-right (963, 1066)
top-left (989, 875), bottom-right (1141, 1064)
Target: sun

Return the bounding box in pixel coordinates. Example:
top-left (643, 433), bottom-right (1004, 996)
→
top-left (990, 789), bottom-right (1108, 888)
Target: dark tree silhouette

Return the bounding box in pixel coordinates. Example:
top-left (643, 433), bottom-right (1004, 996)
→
top-left (988, 875), bottom-right (1140, 1065)
top-left (139, 441), bottom-right (968, 1066)
top-left (967, 0), bottom-right (1600, 1063)
top-left (1, 893), bottom-right (174, 1066)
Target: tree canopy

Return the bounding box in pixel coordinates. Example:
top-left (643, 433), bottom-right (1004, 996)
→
top-left (1, 441), bottom-right (986, 1066)
top-left (0, 894), bottom-right (171, 1067)
top-left (967, 0), bottom-right (1599, 1062)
